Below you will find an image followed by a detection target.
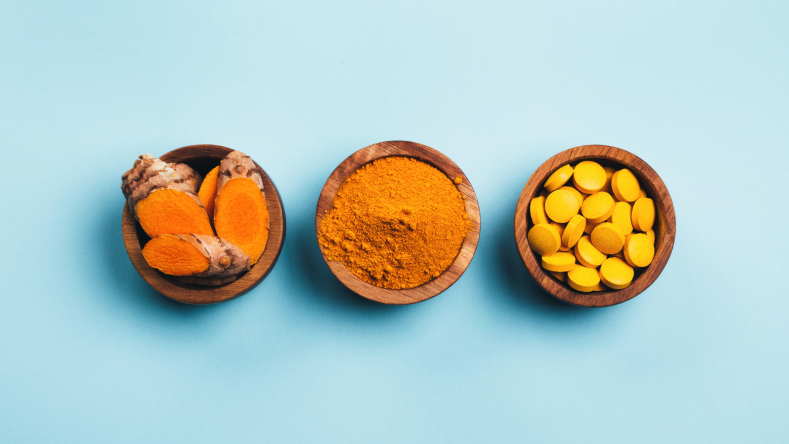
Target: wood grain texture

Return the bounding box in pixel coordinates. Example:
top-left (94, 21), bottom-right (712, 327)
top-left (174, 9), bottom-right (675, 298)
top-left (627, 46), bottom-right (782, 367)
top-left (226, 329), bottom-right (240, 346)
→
top-left (122, 144), bottom-right (286, 304)
top-left (514, 145), bottom-right (676, 307)
top-left (315, 141), bottom-right (481, 305)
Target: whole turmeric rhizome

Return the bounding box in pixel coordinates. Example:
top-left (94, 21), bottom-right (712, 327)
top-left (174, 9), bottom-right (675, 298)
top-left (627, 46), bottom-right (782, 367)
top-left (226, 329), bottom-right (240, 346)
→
top-left (318, 157), bottom-right (470, 290)
top-left (121, 151), bottom-right (270, 286)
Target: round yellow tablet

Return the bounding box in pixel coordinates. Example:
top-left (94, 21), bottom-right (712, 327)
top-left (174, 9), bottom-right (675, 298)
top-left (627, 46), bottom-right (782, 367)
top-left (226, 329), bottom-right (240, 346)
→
top-left (567, 264), bottom-right (602, 292)
top-left (541, 252), bottom-right (577, 272)
top-left (530, 196), bottom-right (549, 225)
top-left (548, 270), bottom-right (566, 282)
top-left (572, 161), bottom-right (606, 194)
top-left (610, 201), bottom-right (633, 235)
top-left (528, 223), bottom-right (561, 256)
top-left (559, 186), bottom-right (584, 207)
top-left (600, 257), bottom-right (634, 289)
top-left (584, 219), bottom-right (599, 235)
top-left (588, 281), bottom-right (607, 292)
top-left (574, 235), bottom-right (606, 268)
top-left (639, 188), bottom-right (648, 199)
top-left (549, 222), bottom-right (570, 251)
top-left (581, 191), bottom-right (615, 224)
top-left (544, 164), bottom-right (574, 192)
top-left (645, 228), bottom-right (655, 245)
top-left (611, 169), bottom-right (640, 202)
top-left (591, 222), bottom-right (625, 255)
top-left (545, 189), bottom-right (580, 223)
top-left (602, 166), bottom-right (616, 194)
top-left (562, 214), bottom-right (586, 248)
top-left (624, 233), bottom-right (655, 268)
top-left (631, 197), bottom-right (655, 231)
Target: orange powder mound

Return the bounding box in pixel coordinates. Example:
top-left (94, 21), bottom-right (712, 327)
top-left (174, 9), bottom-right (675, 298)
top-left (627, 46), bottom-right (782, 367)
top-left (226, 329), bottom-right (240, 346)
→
top-left (135, 189), bottom-right (214, 238)
top-left (198, 166), bottom-right (219, 220)
top-left (142, 234), bottom-right (210, 276)
top-left (214, 178), bottom-right (269, 265)
top-left (318, 156), bottom-right (470, 289)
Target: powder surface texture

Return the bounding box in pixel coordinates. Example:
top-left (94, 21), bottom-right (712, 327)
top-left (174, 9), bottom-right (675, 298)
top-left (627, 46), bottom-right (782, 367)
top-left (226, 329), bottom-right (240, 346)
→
top-left (319, 157), bottom-right (470, 289)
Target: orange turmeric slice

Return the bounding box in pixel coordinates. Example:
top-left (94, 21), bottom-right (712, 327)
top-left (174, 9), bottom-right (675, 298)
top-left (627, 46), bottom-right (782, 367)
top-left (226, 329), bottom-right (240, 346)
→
top-left (215, 178), bottom-right (269, 265)
top-left (122, 154), bottom-right (213, 238)
top-left (135, 189), bottom-right (214, 238)
top-left (198, 166), bottom-right (220, 220)
top-left (214, 151), bottom-right (269, 265)
top-left (143, 234), bottom-right (211, 276)
top-left (142, 234), bottom-right (251, 286)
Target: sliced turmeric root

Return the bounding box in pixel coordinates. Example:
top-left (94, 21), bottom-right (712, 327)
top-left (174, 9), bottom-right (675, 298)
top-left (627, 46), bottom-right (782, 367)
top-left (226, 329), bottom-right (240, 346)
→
top-left (136, 189), bottom-right (214, 238)
top-left (142, 234), bottom-right (251, 286)
top-left (214, 151), bottom-right (270, 265)
top-left (198, 166), bottom-right (220, 221)
top-left (122, 154), bottom-right (213, 238)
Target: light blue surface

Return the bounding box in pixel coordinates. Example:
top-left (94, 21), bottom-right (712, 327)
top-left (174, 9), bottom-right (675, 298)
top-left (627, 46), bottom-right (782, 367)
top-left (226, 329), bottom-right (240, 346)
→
top-left (1, 0), bottom-right (787, 442)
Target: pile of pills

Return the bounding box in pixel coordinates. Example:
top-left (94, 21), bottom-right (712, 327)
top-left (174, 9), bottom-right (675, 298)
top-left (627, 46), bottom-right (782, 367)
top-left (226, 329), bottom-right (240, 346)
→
top-left (527, 161), bottom-right (656, 292)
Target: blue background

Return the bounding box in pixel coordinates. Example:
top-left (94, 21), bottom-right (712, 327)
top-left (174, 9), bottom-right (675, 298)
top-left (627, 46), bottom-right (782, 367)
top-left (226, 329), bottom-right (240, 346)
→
top-left (1, 1), bottom-right (787, 442)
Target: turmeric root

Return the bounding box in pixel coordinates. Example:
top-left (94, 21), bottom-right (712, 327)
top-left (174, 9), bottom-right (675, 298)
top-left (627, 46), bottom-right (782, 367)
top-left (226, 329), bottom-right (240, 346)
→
top-left (121, 154), bottom-right (213, 238)
top-left (198, 166), bottom-right (220, 220)
top-left (142, 234), bottom-right (251, 286)
top-left (214, 151), bottom-right (270, 265)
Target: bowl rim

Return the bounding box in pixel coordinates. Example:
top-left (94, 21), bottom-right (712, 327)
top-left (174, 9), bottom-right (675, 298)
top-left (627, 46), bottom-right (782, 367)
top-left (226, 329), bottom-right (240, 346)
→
top-left (315, 140), bottom-right (481, 305)
top-left (122, 144), bottom-right (286, 304)
top-left (514, 144), bottom-right (676, 307)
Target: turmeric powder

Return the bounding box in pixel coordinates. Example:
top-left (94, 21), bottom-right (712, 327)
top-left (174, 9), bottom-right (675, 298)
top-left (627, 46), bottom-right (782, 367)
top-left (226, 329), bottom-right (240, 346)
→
top-left (318, 157), bottom-right (470, 289)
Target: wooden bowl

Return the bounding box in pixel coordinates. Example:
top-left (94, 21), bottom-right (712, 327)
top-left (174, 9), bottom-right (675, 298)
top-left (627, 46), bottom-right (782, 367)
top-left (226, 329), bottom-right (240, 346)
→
top-left (315, 141), bottom-right (481, 305)
top-left (514, 145), bottom-right (676, 307)
top-left (122, 144), bottom-right (286, 304)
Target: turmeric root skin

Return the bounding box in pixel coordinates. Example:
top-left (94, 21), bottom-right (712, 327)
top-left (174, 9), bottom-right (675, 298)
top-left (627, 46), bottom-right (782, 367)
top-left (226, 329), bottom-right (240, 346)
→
top-left (143, 234), bottom-right (251, 286)
top-left (122, 154), bottom-right (213, 238)
top-left (214, 151), bottom-right (270, 265)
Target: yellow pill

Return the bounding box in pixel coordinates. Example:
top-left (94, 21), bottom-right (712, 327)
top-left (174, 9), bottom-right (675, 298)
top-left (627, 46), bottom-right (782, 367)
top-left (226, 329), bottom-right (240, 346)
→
top-left (611, 249), bottom-right (625, 259)
top-left (549, 222), bottom-right (570, 251)
top-left (541, 252), bottom-right (577, 272)
top-left (602, 166), bottom-right (616, 194)
top-left (624, 233), bottom-right (655, 268)
top-left (548, 270), bottom-right (566, 282)
top-left (528, 223), bottom-right (561, 256)
top-left (645, 228), bottom-right (655, 245)
top-left (567, 264), bottom-right (602, 292)
top-left (610, 201), bottom-right (633, 235)
top-left (581, 191), bottom-right (615, 224)
top-left (631, 197), bottom-right (655, 231)
top-left (600, 257), bottom-right (634, 289)
top-left (639, 188), bottom-right (648, 199)
top-left (559, 186), bottom-right (584, 207)
top-left (611, 169), bottom-right (640, 202)
top-left (589, 281), bottom-right (607, 292)
top-left (574, 235), bottom-right (606, 268)
top-left (530, 196), bottom-right (549, 225)
top-left (591, 222), bottom-right (625, 255)
top-left (562, 214), bottom-right (586, 248)
top-left (544, 164), bottom-right (574, 192)
top-left (545, 189), bottom-right (580, 223)
top-left (584, 219), bottom-right (599, 235)
top-left (572, 161), bottom-right (606, 194)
